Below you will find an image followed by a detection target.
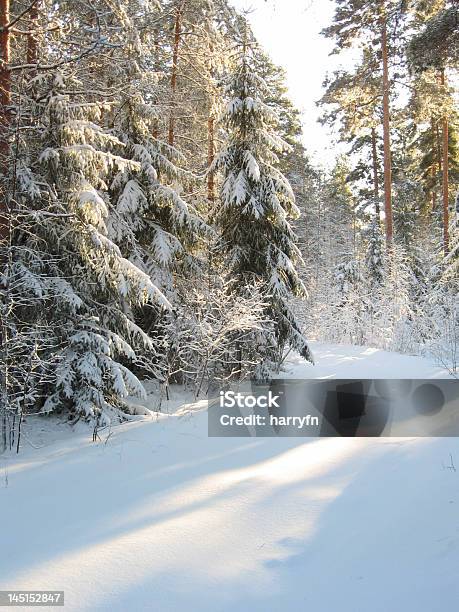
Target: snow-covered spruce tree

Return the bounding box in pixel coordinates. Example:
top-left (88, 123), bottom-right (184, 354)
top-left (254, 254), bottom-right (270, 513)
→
top-left (7, 71), bottom-right (170, 425)
top-left (378, 245), bottom-right (414, 353)
top-left (110, 105), bottom-right (204, 298)
top-left (333, 258), bottom-right (368, 345)
top-left (105, 1), bottom-right (208, 380)
top-left (364, 216), bottom-right (385, 287)
top-left (212, 47), bottom-right (313, 371)
top-left (393, 176), bottom-right (431, 300)
top-left (358, 215), bottom-right (385, 346)
top-left (0, 209), bottom-right (65, 450)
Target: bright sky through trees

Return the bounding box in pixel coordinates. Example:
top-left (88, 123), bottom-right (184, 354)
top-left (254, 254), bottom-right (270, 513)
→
top-left (229, 0), bottom-right (348, 166)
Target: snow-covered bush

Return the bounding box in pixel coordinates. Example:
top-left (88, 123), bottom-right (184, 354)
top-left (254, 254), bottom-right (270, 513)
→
top-left (167, 277), bottom-right (274, 396)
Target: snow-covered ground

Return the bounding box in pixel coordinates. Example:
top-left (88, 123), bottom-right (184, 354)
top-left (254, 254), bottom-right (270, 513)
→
top-left (1, 343), bottom-right (458, 611)
top-left (282, 341), bottom-right (454, 379)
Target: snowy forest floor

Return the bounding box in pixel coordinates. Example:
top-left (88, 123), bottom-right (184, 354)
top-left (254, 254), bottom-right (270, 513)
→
top-left (1, 343), bottom-right (458, 611)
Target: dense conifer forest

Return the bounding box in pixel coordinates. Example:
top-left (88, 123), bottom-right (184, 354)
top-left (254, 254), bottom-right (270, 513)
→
top-left (0, 0), bottom-right (457, 450)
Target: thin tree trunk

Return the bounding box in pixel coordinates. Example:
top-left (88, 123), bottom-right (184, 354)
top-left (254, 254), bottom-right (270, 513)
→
top-left (27, 1), bottom-right (39, 67)
top-left (0, 0), bottom-right (11, 245)
top-left (207, 35), bottom-right (215, 203)
top-left (207, 115), bottom-right (215, 202)
top-left (152, 27), bottom-right (160, 140)
top-left (381, 17), bottom-right (393, 246)
top-left (316, 190), bottom-right (321, 283)
top-left (431, 117), bottom-right (438, 212)
top-left (431, 167), bottom-right (437, 212)
top-left (371, 126), bottom-right (380, 217)
top-left (441, 69), bottom-right (449, 253)
top-left (435, 120), bottom-right (442, 172)
top-left (168, 0), bottom-right (184, 147)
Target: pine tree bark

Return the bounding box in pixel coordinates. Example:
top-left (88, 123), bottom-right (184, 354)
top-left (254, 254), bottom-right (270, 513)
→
top-left (440, 69), bottom-right (449, 253)
top-left (168, 0), bottom-right (184, 147)
top-left (371, 126), bottom-right (380, 217)
top-left (381, 17), bottom-right (393, 246)
top-left (435, 120), bottom-right (442, 173)
top-left (0, 0), bottom-right (11, 245)
top-left (27, 1), bottom-right (39, 67)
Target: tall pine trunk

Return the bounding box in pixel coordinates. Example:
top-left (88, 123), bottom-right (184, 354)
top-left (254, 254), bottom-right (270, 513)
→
top-left (371, 126), bottom-right (380, 217)
top-left (381, 17), bottom-right (393, 246)
top-left (168, 0), bottom-right (184, 147)
top-left (440, 69), bottom-right (449, 253)
top-left (27, 1), bottom-right (39, 67)
top-left (0, 0), bottom-right (11, 245)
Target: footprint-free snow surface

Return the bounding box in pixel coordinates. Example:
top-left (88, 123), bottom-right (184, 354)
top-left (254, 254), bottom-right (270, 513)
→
top-left (1, 343), bottom-right (458, 611)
